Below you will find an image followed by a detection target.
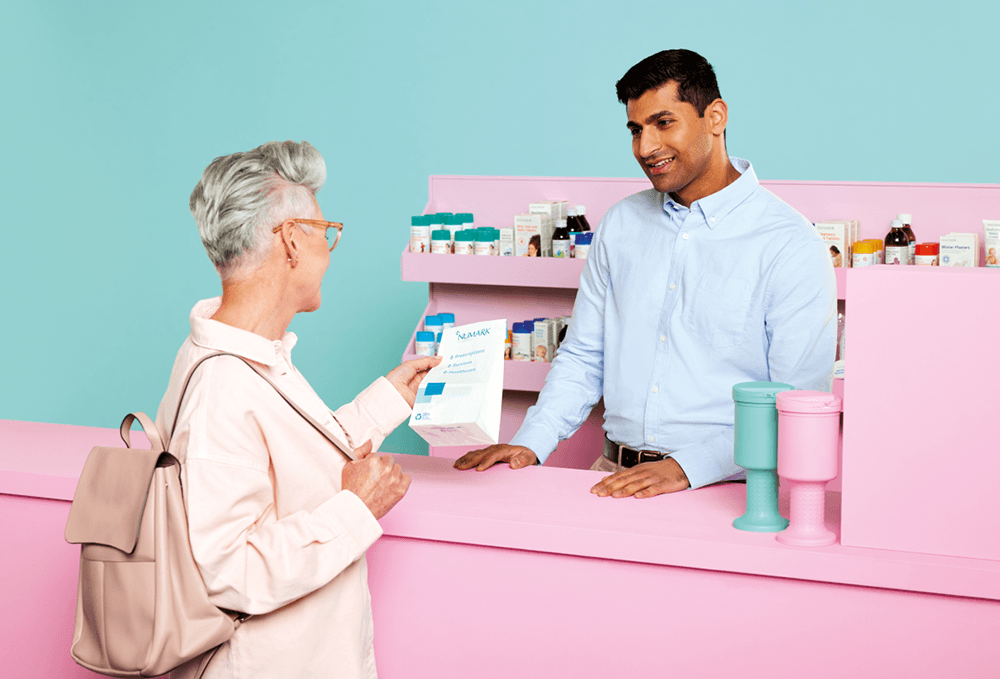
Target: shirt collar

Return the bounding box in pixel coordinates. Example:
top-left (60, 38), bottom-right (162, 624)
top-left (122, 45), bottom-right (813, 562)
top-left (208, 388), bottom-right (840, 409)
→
top-left (662, 156), bottom-right (759, 229)
top-left (188, 297), bottom-right (298, 367)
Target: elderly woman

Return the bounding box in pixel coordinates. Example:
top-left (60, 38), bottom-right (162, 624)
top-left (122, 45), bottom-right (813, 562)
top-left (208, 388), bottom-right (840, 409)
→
top-left (155, 140), bottom-right (438, 678)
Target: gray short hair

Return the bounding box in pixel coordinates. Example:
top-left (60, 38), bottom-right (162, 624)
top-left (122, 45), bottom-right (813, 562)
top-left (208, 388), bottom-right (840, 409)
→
top-left (189, 140), bottom-right (327, 279)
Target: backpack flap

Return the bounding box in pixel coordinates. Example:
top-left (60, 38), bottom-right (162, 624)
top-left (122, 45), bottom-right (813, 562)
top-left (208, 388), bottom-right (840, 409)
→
top-left (65, 413), bottom-right (171, 554)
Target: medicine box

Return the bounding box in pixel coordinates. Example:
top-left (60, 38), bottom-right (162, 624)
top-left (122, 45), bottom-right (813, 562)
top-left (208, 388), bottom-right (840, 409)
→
top-left (983, 220), bottom-right (1000, 268)
top-left (813, 220), bottom-right (852, 268)
top-left (499, 227), bottom-right (515, 257)
top-left (515, 214), bottom-right (547, 257)
top-left (527, 202), bottom-right (558, 256)
top-left (940, 233), bottom-right (979, 267)
top-left (532, 320), bottom-right (555, 363)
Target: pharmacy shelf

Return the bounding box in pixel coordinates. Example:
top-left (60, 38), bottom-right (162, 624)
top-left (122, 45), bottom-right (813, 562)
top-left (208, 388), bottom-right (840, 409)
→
top-left (401, 247), bottom-right (586, 289)
top-left (403, 350), bottom-right (551, 392)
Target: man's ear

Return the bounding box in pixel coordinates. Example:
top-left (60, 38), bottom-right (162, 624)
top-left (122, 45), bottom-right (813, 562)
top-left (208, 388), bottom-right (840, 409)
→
top-left (706, 98), bottom-right (728, 137)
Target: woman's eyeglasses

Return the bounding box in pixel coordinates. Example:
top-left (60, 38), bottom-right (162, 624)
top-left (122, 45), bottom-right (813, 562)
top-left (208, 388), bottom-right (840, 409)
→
top-left (272, 219), bottom-right (343, 252)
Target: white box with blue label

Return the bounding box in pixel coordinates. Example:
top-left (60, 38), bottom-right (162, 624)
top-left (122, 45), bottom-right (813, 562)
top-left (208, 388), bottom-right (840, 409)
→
top-left (408, 319), bottom-right (506, 446)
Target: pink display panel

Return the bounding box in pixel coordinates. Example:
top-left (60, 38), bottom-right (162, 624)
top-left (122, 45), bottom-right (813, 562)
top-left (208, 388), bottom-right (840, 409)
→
top-left (841, 266), bottom-right (1000, 561)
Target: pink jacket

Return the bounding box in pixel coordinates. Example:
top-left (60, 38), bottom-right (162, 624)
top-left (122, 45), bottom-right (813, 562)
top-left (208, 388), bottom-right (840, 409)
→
top-left (156, 298), bottom-right (411, 678)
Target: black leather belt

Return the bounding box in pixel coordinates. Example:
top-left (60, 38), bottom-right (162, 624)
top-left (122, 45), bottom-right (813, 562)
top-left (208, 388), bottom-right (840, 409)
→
top-left (603, 435), bottom-right (670, 468)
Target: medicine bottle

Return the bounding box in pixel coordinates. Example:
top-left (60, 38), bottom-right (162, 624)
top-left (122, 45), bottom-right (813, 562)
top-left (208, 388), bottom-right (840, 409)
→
top-left (438, 313), bottom-right (455, 330)
top-left (914, 243), bottom-right (939, 266)
top-left (431, 229), bottom-right (452, 254)
top-left (897, 213), bottom-right (916, 263)
top-left (410, 216), bottom-right (431, 253)
top-left (454, 230), bottom-right (475, 255)
top-left (427, 213), bottom-right (444, 235)
top-left (574, 232), bottom-right (594, 259)
top-left (511, 323), bottom-right (533, 361)
top-left (552, 218), bottom-right (571, 258)
top-left (566, 207), bottom-right (583, 257)
top-left (575, 205), bottom-right (592, 232)
top-left (884, 220), bottom-right (910, 265)
top-left (415, 331), bottom-right (435, 357)
top-left (424, 314), bottom-right (443, 337)
top-left (458, 213), bottom-right (475, 231)
top-left (852, 240), bottom-right (876, 267)
top-left (474, 228), bottom-right (493, 256)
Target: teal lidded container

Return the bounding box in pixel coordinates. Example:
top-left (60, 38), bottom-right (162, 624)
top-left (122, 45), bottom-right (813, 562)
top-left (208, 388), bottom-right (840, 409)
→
top-left (732, 381), bottom-right (795, 533)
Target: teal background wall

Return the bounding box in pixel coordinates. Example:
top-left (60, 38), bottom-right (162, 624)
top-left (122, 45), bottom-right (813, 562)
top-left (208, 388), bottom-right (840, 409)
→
top-left (2, 0), bottom-right (997, 453)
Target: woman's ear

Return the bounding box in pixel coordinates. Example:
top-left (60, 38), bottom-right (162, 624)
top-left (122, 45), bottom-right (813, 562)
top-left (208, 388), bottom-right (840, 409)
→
top-left (277, 220), bottom-right (299, 267)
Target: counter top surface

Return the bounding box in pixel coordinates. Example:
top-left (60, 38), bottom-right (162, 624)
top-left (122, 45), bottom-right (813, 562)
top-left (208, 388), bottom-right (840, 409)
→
top-left (382, 455), bottom-right (1000, 601)
top-left (4, 419), bottom-right (998, 601)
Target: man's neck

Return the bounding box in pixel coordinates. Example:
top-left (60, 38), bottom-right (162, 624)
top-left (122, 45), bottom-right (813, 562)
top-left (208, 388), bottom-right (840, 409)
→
top-left (669, 154), bottom-right (741, 208)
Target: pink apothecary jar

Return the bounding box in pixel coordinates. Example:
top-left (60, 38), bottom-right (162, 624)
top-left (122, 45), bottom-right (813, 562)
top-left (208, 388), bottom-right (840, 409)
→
top-left (775, 390), bottom-right (843, 547)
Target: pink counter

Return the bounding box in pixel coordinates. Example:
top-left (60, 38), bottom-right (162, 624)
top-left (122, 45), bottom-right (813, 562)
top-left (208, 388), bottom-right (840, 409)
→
top-left (2, 420), bottom-right (999, 679)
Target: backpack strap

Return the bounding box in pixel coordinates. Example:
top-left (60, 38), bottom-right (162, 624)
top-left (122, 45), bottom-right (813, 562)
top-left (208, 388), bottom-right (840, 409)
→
top-left (119, 412), bottom-right (165, 451)
top-left (167, 351), bottom-right (356, 461)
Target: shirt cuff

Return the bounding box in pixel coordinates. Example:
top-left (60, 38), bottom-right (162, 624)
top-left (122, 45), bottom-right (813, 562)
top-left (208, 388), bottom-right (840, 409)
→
top-left (669, 443), bottom-right (745, 490)
top-left (509, 423), bottom-right (557, 464)
top-left (312, 490), bottom-right (384, 559)
top-left (354, 377), bottom-right (413, 436)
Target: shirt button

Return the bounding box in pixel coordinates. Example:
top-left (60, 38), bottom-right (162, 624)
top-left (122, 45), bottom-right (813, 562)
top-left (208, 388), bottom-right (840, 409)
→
top-left (648, 436), bottom-right (655, 443)
top-left (659, 335), bottom-right (666, 342)
top-left (682, 233), bottom-right (689, 240)
top-left (710, 217), bottom-right (716, 223)
top-left (669, 283), bottom-right (676, 290)
top-left (652, 386), bottom-right (659, 393)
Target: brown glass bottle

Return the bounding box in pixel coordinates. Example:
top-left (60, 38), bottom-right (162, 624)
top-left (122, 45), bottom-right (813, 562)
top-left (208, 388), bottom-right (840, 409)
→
top-left (884, 219), bottom-right (910, 265)
top-left (898, 213), bottom-right (916, 263)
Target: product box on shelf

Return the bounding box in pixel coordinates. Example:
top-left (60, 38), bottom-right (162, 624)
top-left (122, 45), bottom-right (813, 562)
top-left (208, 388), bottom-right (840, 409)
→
top-left (813, 220), bottom-right (854, 268)
top-left (515, 214), bottom-right (548, 257)
top-left (939, 233), bottom-right (979, 267)
top-left (984, 220), bottom-right (1000, 267)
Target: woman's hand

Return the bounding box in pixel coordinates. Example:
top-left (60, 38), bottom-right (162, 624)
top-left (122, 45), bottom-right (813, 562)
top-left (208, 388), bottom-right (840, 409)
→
top-left (341, 441), bottom-right (411, 519)
top-left (385, 356), bottom-right (442, 407)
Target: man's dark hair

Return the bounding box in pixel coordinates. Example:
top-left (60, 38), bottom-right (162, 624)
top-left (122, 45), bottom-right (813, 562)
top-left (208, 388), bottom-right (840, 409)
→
top-left (615, 49), bottom-right (721, 116)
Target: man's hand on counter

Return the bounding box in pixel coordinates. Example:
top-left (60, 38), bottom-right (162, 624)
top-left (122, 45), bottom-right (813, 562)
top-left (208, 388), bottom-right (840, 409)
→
top-left (453, 444), bottom-right (539, 471)
top-left (590, 458), bottom-right (691, 499)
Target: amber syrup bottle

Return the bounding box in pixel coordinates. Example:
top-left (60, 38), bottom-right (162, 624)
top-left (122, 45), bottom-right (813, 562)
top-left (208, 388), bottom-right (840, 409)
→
top-left (884, 219), bottom-right (910, 265)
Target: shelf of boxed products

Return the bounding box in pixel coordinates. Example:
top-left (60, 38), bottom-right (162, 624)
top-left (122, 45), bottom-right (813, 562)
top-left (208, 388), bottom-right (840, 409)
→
top-left (401, 293), bottom-right (576, 393)
top-left (401, 246), bottom-right (587, 289)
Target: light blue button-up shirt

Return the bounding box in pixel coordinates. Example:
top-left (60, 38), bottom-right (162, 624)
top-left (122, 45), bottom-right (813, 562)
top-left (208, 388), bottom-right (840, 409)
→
top-left (510, 158), bottom-right (837, 488)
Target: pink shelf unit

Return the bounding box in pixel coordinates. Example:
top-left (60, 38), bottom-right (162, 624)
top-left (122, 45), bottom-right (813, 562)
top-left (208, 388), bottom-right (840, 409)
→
top-left (402, 175), bottom-right (999, 467)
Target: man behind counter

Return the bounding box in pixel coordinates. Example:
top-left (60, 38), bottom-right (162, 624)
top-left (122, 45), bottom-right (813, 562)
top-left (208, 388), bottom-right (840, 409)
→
top-left (454, 49), bottom-right (836, 497)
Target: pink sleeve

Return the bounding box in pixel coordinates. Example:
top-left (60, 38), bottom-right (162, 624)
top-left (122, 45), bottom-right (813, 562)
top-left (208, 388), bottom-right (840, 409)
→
top-left (330, 377), bottom-right (412, 451)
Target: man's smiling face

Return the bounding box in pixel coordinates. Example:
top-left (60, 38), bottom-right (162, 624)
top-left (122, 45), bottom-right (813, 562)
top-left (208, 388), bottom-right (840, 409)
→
top-left (626, 80), bottom-right (717, 204)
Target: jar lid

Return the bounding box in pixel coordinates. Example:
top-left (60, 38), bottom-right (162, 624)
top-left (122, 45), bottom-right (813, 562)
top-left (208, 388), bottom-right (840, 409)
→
top-left (915, 242), bottom-right (939, 255)
top-left (455, 230), bottom-right (476, 241)
top-left (897, 213), bottom-right (912, 223)
top-left (776, 390), bottom-right (842, 414)
top-left (424, 314), bottom-right (442, 326)
top-left (431, 229), bottom-right (451, 240)
top-left (416, 331), bottom-right (435, 341)
top-left (732, 381), bottom-right (795, 404)
top-left (438, 313), bottom-right (455, 323)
